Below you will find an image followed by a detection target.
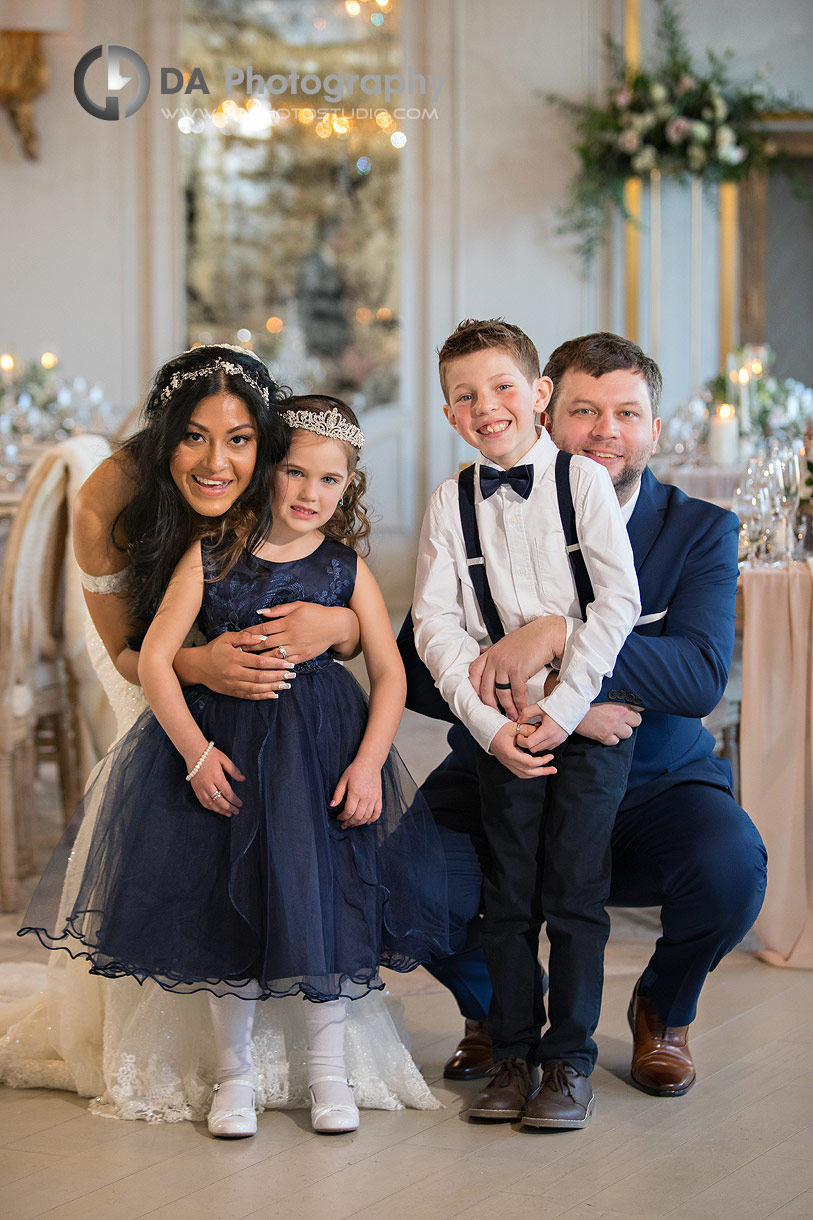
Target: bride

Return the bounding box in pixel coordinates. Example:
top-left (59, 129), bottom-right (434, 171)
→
top-left (0, 345), bottom-right (439, 1123)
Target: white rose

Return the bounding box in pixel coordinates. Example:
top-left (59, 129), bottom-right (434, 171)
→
top-left (618, 128), bottom-right (643, 154)
top-left (718, 144), bottom-right (746, 166)
top-left (631, 145), bottom-right (658, 173)
top-left (649, 82), bottom-right (668, 104)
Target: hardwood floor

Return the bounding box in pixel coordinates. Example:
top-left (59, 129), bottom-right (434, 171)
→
top-left (1, 947), bottom-right (811, 1220)
top-left (1, 721), bottom-right (810, 1219)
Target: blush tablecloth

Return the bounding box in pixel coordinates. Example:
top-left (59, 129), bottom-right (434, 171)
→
top-left (740, 560), bottom-right (813, 968)
top-left (649, 458), bottom-right (741, 507)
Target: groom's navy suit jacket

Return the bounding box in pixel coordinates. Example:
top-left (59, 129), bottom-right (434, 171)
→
top-left (424, 466), bottom-right (741, 814)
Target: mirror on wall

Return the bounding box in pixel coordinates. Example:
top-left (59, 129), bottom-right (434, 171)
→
top-left (739, 117), bottom-right (813, 385)
top-left (181, 0), bottom-right (403, 413)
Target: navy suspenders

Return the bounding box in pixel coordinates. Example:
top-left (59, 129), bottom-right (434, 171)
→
top-left (457, 451), bottom-right (593, 636)
top-left (553, 451), bottom-right (593, 622)
top-left (457, 463), bottom-right (505, 643)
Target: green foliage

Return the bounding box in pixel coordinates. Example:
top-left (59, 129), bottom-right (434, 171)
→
top-left (549, 0), bottom-right (804, 261)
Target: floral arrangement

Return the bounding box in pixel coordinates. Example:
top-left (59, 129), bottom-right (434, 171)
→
top-left (705, 346), bottom-right (813, 441)
top-left (0, 359), bottom-right (111, 441)
top-left (549, 0), bottom-right (802, 259)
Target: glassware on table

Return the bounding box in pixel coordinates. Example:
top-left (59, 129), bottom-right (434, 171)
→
top-left (767, 444), bottom-right (801, 565)
top-left (732, 482), bottom-right (771, 565)
top-left (663, 397), bottom-right (708, 464)
top-left (797, 508), bottom-right (813, 557)
top-left (0, 443), bottom-right (20, 486)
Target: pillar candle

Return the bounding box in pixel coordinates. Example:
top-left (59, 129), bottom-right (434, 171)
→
top-left (738, 369), bottom-right (751, 434)
top-left (709, 404), bottom-right (739, 466)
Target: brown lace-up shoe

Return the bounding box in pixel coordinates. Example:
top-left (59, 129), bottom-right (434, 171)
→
top-left (628, 977), bottom-right (696, 1097)
top-left (466, 1056), bottom-right (538, 1120)
top-left (521, 1060), bottom-right (594, 1129)
top-left (443, 1020), bottom-right (494, 1080)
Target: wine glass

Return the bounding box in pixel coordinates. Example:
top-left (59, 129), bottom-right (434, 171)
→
top-left (732, 483), bottom-right (770, 566)
top-left (0, 442), bottom-right (20, 487)
top-left (769, 445), bottom-right (801, 565)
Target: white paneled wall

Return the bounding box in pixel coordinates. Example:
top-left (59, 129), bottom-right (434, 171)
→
top-left (0, 0), bottom-right (181, 410)
top-left (399, 0), bottom-right (610, 519)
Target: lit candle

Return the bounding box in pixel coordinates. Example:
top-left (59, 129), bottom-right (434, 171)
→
top-left (737, 368), bottom-right (751, 434)
top-left (709, 403), bottom-right (739, 466)
top-left (752, 344), bottom-right (769, 377)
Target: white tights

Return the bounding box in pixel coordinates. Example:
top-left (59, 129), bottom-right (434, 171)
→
top-left (303, 998), bottom-right (351, 1107)
top-left (207, 993), bottom-right (256, 1084)
top-left (207, 994), bottom-right (350, 1105)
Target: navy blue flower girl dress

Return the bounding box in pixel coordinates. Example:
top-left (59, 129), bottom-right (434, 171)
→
top-left (21, 538), bottom-right (449, 1003)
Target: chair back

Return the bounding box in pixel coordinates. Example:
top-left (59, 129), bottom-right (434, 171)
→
top-left (0, 449), bottom-right (68, 699)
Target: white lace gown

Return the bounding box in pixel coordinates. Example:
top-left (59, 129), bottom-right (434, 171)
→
top-left (0, 572), bottom-right (440, 1121)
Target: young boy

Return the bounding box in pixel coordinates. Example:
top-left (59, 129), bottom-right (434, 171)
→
top-left (412, 319), bottom-right (641, 1129)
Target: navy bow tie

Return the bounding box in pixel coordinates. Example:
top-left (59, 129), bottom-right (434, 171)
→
top-left (479, 464), bottom-right (534, 501)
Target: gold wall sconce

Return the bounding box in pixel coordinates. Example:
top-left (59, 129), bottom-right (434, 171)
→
top-left (0, 1), bottom-right (72, 160)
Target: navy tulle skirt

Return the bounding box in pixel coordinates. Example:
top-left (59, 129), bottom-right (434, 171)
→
top-left (21, 660), bottom-right (450, 1002)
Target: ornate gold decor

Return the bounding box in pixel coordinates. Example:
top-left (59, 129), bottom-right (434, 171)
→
top-left (0, 30), bottom-right (49, 159)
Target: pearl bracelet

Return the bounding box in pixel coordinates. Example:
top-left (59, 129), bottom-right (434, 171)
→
top-left (186, 741), bottom-right (214, 781)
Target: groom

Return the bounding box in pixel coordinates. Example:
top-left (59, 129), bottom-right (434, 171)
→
top-left (420, 331), bottom-right (767, 1098)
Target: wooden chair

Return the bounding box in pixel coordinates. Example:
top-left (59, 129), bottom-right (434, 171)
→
top-left (0, 449), bottom-right (86, 910)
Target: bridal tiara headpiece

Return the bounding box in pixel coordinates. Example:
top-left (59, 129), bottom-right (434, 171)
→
top-left (282, 407), bottom-right (365, 450)
top-left (160, 346), bottom-right (270, 404)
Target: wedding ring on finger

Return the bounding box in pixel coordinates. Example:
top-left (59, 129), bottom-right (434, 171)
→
top-left (277, 645), bottom-right (287, 660)
top-left (211, 789), bottom-right (222, 801)
top-left (495, 681), bottom-right (512, 690)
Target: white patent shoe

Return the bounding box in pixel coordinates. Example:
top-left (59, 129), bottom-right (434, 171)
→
top-left (308, 1075), bottom-right (360, 1134)
top-left (207, 1078), bottom-right (257, 1138)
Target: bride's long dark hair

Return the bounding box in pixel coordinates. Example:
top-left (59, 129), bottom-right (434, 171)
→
top-left (114, 345), bottom-right (289, 636)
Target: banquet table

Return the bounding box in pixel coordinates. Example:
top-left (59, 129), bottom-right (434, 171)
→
top-left (649, 456), bottom-right (741, 506)
top-left (739, 560), bottom-right (813, 968)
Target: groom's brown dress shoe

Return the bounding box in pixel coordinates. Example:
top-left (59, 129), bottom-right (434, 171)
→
top-left (443, 1019), bottom-right (494, 1080)
top-left (628, 978), bottom-right (696, 1096)
top-left (466, 1056), bottom-right (538, 1119)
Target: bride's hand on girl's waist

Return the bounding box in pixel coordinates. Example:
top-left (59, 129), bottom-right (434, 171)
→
top-left (175, 627), bottom-right (295, 700)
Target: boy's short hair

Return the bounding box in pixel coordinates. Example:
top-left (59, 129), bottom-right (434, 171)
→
top-left (543, 332), bottom-right (663, 418)
top-left (438, 318), bottom-right (541, 400)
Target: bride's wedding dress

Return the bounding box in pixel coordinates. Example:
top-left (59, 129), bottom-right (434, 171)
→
top-left (0, 563), bottom-right (439, 1121)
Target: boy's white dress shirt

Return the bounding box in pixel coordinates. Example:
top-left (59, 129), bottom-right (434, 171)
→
top-left (412, 429), bottom-right (641, 752)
